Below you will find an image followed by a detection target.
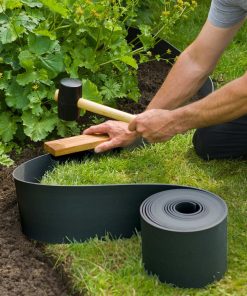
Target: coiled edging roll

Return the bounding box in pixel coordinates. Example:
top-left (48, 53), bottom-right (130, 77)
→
top-left (140, 188), bottom-right (227, 288)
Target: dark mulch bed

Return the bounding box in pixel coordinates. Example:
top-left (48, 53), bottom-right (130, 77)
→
top-left (0, 60), bottom-right (170, 295)
top-left (119, 60), bottom-right (170, 113)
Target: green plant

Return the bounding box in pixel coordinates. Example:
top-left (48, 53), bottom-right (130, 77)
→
top-left (0, 0), bottom-right (197, 164)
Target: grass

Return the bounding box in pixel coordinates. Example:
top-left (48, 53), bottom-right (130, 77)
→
top-left (44, 1), bottom-right (247, 295)
top-left (44, 133), bottom-right (247, 296)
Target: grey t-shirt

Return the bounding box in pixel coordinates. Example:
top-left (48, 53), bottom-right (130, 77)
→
top-left (208, 0), bottom-right (247, 28)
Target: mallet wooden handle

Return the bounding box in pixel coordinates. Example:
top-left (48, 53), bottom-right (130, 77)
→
top-left (55, 90), bottom-right (135, 123)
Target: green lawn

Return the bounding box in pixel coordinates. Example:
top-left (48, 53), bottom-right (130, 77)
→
top-left (44, 1), bottom-right (247, 295)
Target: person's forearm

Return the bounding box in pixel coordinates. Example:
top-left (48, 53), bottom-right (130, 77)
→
top-left (147, 46), bottom-right (213, 110)
top-left (173, 73), bottom-right (247, 133)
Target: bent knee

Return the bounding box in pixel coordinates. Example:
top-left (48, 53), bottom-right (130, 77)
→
top-left (192, 128), bottom-right (213, 160)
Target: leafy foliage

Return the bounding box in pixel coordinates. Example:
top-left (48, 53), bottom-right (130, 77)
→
top-left (0, 0), bottom-right (197, 163)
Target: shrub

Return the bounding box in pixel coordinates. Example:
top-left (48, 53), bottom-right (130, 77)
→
top-left (0, 0), bottom-right (197, 165)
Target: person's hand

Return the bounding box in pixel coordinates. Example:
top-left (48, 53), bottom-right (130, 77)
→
top-left (128, 109), bottom-right (183, 143)
top-left (83, 120), bottom-right (139, 153)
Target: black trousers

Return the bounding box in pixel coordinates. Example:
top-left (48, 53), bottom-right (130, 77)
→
top-left (192, 115), bottom-right (247, 160)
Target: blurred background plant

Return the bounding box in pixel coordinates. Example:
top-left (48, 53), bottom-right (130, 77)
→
top-left (0, 0), bottom-right (197, 165)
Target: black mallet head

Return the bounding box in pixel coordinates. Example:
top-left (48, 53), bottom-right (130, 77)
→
top-left (55, 78), bottom-right (135, 123)
top-left (57, 78), bottom-right (82, 121)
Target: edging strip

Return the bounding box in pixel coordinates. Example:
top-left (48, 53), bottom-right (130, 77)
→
top-left (140, 189), bottom-right (227, 288)
top-left (13, 154), bottom-right (227, 288)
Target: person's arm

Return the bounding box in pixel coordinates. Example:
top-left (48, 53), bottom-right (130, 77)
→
top-left (128, 73), bottom-right (247, 142)
top-left (128, 20), bottom-right (246, 142)
top-left (178, 73), bottom-right (247, 127)
top-left (84, 19), bottom-right (244, 152)
top-left (147, 20), bottom-right (243, 110)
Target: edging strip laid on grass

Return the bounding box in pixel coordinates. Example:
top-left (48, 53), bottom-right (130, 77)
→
top-left (13, 153), bottom-right (227, 287)
top-left (13, 153), bottom-right (190, 243)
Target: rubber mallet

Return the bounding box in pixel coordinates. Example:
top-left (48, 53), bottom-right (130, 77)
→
top-left (44, 78), bottom-right (135, 156)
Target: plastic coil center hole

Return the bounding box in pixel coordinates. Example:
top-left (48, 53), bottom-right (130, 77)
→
top-left (175, 201), bottom-right (201, 214)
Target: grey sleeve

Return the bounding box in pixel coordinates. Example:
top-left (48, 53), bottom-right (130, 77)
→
top-left (208, 0), bottom-right (246, 28)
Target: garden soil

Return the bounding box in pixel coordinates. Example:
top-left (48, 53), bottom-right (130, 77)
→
top-left (0, 60), bottom-right (170, 296)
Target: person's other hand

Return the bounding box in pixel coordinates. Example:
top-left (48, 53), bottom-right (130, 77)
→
top-left (128, 109), bottom-right (182, 143)
top-left (83, 120), bottom-right (139, 153)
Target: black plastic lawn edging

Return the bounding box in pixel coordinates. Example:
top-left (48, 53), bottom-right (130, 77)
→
top-left (13, 154), bottom-right (228, 287)
top-left (140, 189), bottom-right (227, 288)
top-left (13, 37), bottom-right (227, 288)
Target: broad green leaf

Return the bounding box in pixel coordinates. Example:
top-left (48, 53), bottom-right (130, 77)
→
top-left (34, 29), bottom-right (56, 40)
top-left (0, 149), bottom-right (14, 166)
top-left (0, 23), bottom-right (20, 44)
top-left (56, 120), bottom-right (80, 138)
top-left (28, 87), bottom-right (47, 103)
top-left (16, 71), bottom-right (38, 86)
top-left (112, 60), bottom-right (128, 72)
top-left (0, 12), bottom-right (39, 44)
top-left (18, 50), bottom-right (34, 70)
top-left (0, 78), bottom-right (8, 90)
top-left (12, 12), bottom-right (37, 34)
top-left (0, 42), bottom-right (20, 70)
top-left (82, 79), bottom-right (102, 103)
top-left (22, 109), bottom-right (57, 141)
top-left (36, 69), bottom-right (50, 85)
top-left (0, 70), bottom-right (12, 90)
top-left (104, 20), bottom-right (122, 31)
top-left (119, 56), bottom-right (138, 69)
top-left (138, 24), bottom-right (154, 50)
top-left (39, 0), bottom-right (68, 18)
top-left (38, 53), bottom-right (64, 78)
top-left (27, 87), bottom-right (48, 115)
top-left (0, 0), bottom-right (22, 11)
top-left (28, 34), bottom-right (59, 55)
top-left (100, 78), bottom-right (125, 104)
top-left (0, 112), bottom-right (17, 142)
top-left (5, 80), bottom-right (30, 109)
top-left (0, 155), bottom-right (14, 166)
top-left (64, 44), bottom-right (98, 76)
top-left (4, 70), bottom-right (12, 80)
top-left (139, 34), bottom-right (154, 50)
top-left (0, 13), bottom-right (39, 44)
top-left (28, 102), bottom-right (43, 116)
top-left (121, 74), bottom-right (140, 102)
top-left (16, 69), bottom-right (48, 85)
top-left (21, 0), bottom-right (42, 8)
top-left (23, 7), bottom-right (45, 23)
top-left (75, 47), bottom-right (97, 72)
top-left (65, 59), bottom-right (79, 78)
